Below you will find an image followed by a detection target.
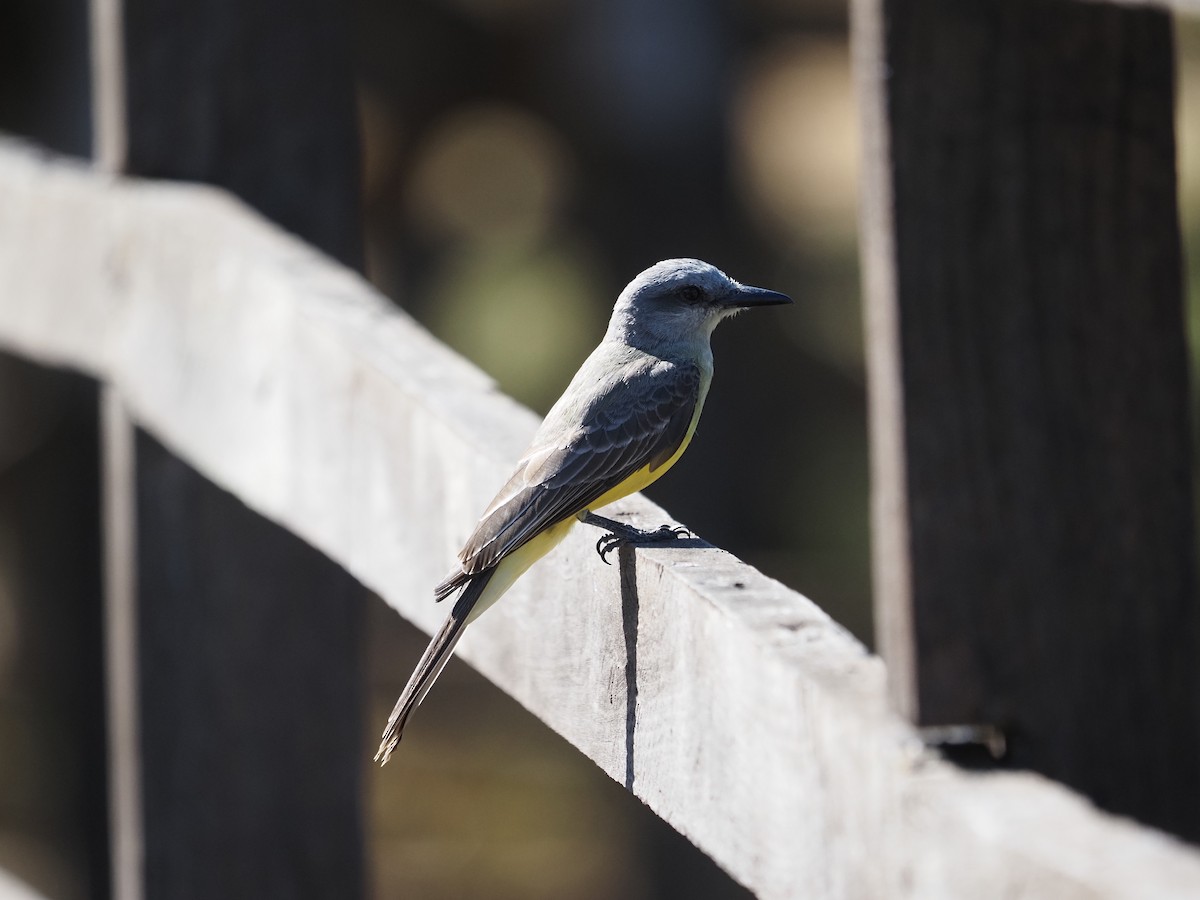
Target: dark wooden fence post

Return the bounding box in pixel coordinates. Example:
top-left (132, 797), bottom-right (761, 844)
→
top-left (0, 2), bottom-right (108, 896)
top-left (0, 357), bottom-right (109, 898)
top-left (92, 0), bottom-right (368, 895)
top-left (854, 0), bottom-right (1200, 841)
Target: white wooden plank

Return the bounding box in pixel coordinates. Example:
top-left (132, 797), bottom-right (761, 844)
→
top-left (0, 870), bottom-right (49, 900)
top-left (1, 139), bottom-right (1198, 899)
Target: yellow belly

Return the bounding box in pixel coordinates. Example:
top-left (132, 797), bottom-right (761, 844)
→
top-left (587, 371), bottom-right (710, 509)
top-left (467, 371), bottom-right (710, 623)
top-left (586, 407), bottom-right (702, 510)
top-left (466, 516), bottom-right (575, 622)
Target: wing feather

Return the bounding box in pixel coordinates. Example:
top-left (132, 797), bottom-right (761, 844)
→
top-left (454, 353), bottom-right (701, 576)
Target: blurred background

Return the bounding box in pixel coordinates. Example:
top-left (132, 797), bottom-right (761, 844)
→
top-left (0, 0), bottom-right (1197, 897)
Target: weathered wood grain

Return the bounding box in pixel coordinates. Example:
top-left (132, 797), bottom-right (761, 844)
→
top-left (1, 141), bottom-right (1199, 898)
top-left (855, 0), bottom-right (1199, 841)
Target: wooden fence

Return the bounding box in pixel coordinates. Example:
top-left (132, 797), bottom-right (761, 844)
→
top-left (1, 0), bottom-right (1199, 897)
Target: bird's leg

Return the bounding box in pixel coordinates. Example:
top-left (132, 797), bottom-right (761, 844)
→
top-left (577, 511), bottom-right (692, 565)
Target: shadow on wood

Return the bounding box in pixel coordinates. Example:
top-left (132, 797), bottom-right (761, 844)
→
top-left (619, 543), bottom-right (639, 791)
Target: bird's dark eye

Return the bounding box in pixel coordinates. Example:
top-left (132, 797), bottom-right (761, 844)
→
top-left (678, 285), bottom-right (703, 304)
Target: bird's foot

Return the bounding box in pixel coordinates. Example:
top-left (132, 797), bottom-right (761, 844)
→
top-left (579, 512), bottom-right (692, 565)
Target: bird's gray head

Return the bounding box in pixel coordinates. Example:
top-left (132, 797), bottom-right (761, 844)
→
top-left (605, 258), bottom-right (791, 350)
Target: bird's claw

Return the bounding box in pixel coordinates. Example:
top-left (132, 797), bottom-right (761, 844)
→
top-left (596, 533), bottom-right (621, 564)
top-left (595, 524), bottom-right (692, 565)
top-left (653, 524), bottom-right (692, 540)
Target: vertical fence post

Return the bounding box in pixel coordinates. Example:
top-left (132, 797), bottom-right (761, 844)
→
top-left (100, 388), bottom-right (142, 900)
top-left (91, 4), bottom-right (142, 899)
top-left (854, 0), bottom-right (1200, 841)
top-left (89, 0), bottom-right (368, 896)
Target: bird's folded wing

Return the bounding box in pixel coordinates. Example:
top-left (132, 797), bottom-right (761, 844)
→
top-left (455, 359), bottom-right (702, 575)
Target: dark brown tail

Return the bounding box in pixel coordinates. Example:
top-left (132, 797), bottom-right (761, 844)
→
top-left (375, 569), bottom-right (494, 765)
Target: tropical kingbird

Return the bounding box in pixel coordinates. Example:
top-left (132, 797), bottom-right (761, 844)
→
top-left (376, 258), bottom-right (790, 763)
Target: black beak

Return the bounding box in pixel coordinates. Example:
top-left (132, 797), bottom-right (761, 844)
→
top-left (725, 283), bottom-right (793, 309)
